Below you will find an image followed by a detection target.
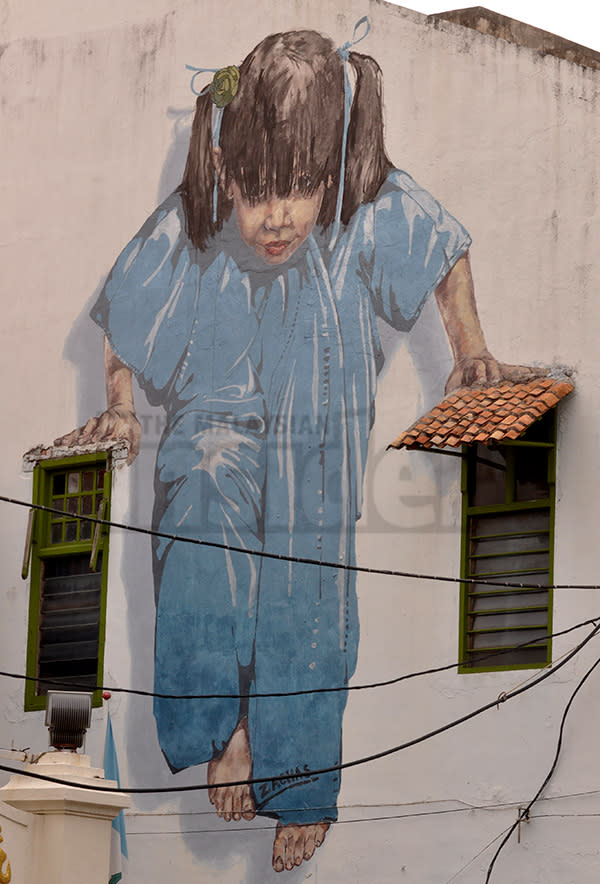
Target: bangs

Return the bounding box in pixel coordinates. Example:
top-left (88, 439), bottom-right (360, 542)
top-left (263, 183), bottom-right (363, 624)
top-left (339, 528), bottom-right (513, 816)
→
top-left (227, 127), bottom-right (338, 204)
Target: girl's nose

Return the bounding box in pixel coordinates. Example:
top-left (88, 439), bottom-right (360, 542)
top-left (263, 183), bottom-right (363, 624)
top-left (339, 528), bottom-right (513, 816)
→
top-left (264, 199), bottom-right (292, 230)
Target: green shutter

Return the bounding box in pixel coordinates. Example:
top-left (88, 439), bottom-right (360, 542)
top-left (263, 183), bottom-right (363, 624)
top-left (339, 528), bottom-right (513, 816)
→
top-left (459, 413), bottom-right (556, 672)
top-left (24, 453), bottom-right (111, 710)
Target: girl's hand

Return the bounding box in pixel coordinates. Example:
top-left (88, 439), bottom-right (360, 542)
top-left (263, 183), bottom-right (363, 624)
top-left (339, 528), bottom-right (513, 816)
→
top-left (54, 406), bottom-right (142, 465)
top-left (444, 351), bottom-right (538, 394)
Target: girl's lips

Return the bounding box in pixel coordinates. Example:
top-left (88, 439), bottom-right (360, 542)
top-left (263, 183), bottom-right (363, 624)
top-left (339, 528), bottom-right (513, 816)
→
top-left (263, 240), bottom-right (292, 255)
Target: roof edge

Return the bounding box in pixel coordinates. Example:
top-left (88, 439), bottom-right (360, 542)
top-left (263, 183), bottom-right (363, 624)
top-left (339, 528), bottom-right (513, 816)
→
top-left (429, 6), bottom-right (600, 71)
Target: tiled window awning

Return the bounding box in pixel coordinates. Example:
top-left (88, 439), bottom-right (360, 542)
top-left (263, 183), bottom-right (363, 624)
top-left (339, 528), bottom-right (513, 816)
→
top-left (389, 376), bottom-right (574, 450)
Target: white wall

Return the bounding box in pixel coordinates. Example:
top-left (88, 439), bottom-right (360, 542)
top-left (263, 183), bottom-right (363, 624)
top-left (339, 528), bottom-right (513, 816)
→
top-left (1, 1), bottom-right (599, 881)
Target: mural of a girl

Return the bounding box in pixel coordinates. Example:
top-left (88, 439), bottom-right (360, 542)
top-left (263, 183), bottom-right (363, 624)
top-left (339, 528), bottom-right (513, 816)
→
top-left (57, 21), bottom-right (532, 873)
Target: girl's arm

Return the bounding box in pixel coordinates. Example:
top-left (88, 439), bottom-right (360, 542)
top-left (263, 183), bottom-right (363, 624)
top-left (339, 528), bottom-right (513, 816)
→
top-left (435, 253), bottom-right (534, 394)
top-left (55, 337), bottom-right (142, 465)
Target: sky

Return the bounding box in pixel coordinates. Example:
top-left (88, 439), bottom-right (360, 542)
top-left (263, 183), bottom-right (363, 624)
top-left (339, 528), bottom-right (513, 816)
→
top-left (388, 0), bottom-right (600, 52)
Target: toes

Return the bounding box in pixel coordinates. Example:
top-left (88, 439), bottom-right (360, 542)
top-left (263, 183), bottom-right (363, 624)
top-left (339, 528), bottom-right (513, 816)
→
top-left (221, 789), bottom-right (233, 822)
top-left (207, 779), bottom-right (216, 806)
top-left (232, 789), bottom-right (242, 821)
top-left (281, 829), bottom-right (293, 871)
top-left (293, 833), bottom-right (305, 867)
top-left (285, 828), bottom-right (301, 870)
top-left (211, 787), bottom-right (223, 815)
top-left (314, 822), bottom-right (329, 847)
top-left (242, 788), bottom-right (255, 821)
top-left (273, 824), bottom-right (285, 873)
top-left (303, 831), bottom-right (316, 861)
top-left (212, 787), bottom-right (232, 821)
top-left (273, 823), bottom-right (329, 871)
top-left (276, 824), bottom-right (296, 872)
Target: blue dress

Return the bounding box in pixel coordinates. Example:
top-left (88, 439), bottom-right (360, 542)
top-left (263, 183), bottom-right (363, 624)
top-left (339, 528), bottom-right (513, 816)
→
top-left (92, 169), bottom-right (470, 824)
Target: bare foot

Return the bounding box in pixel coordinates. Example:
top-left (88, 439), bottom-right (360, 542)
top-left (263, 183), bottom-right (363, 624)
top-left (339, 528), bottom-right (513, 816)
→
top-left (207, 718), bottom-right (255, 822)
top-left (272, 821), bottom-right (330, 872)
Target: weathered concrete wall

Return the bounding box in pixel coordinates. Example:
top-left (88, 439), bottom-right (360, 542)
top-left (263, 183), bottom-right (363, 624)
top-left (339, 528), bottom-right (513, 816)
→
top-left (1, 2), bottom-right (600, 882)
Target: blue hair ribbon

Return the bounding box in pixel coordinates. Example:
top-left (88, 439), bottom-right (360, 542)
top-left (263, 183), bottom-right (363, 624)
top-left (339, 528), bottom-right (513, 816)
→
top-left (185, 63), bottom-right (221, 96)
top-left (185, 64), bottom-right (224, 223)
top-left (330, 15), bottom-right (371, 251)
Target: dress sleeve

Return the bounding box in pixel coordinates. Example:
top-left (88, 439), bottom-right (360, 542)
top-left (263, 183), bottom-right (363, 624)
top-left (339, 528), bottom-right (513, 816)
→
top-left (91, 193), bottom-right (200, 398)
top-left (359, 169), bottom-right (472, 330)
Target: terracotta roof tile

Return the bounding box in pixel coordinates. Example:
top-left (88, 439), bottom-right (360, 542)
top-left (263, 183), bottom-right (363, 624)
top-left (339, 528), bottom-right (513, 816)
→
top-left (541, 391), bottom-right (559, 407)
top-left (389, 375), bottom-right (573, 450)
top-left (553, 381), bottom-right (573, 397)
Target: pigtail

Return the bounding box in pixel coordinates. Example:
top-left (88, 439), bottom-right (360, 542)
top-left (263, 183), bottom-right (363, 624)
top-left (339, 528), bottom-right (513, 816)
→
top-left (342, 52), bottom-right (392, 224)
top-left (179, 92), bottom-right (231, 251)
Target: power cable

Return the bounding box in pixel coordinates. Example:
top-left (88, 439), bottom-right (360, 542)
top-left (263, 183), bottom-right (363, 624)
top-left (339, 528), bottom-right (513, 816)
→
top-left (0, 621), bottom-right (597, 796)
top-left (0, 615), bottom-right (596, 700)
top-left (2, 492), bottom-right (599, 591)
top-left (127, 806), bottom-right (478, 837)
top-left (119, 788), bottom-right (600, 821)
top-left (117, 807), bottom-right (600, 838)
top-left (443, 825), bottom-right (515, 884)
top-left (531, 812), bottom-right (600, 819)
top-left (484, 648), bottom-right (600, 882)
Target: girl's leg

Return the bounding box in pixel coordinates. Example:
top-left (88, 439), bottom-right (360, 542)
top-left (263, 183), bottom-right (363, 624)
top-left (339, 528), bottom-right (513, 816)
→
top-left (152, 412), bottom-right (265, 771)
top-left (249, 557), bottom-right (358, 869)
top-left (152, 541), bottom-right (242, 768)
top-left (207, 714), bottom-right (255, 821)
top-left (207, 662), bottom-right (255, 821)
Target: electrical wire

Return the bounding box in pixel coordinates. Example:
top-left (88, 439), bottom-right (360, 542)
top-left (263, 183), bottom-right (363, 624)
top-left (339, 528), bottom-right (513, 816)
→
top-left (531, 812), bottom-right (600, 819)
top-left (3, 492), bottom-right (600, 591)
top-left (0, 621), bottom-right (597, 796)
top-left (484, 648), bottom-right (600, 882)
top-left (122, 788), bottom-right (600, 821)
top-left (486, 623), bottom-right (597, 702)
top-left (0, 615), bottom-right (596, 700)
top-left (123, 788), bottom-right (600, 823)
top-left (116, 807), bottom-right (600, 838)
top-left (442, 825), bottom-right (515, 884)
top-left (126, 806), bottom-right (479, 837)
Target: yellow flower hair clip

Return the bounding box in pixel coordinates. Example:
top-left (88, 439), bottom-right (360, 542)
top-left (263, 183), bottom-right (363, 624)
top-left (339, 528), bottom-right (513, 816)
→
top-left (209, 66), bottom-right (240, 107)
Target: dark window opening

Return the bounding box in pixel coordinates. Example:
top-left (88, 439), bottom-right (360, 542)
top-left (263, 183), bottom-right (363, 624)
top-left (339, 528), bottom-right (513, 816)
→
top-left (460, 414), bottom-right (555, 671)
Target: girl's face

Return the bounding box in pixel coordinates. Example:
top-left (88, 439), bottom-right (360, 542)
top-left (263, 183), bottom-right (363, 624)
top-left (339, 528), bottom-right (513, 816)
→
top-left (230, 182), bottom-right (325, 266)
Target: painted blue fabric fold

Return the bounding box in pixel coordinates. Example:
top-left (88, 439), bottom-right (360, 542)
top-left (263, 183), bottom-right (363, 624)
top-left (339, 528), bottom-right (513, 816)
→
top-left (92, 169), bottom-right (470, 821)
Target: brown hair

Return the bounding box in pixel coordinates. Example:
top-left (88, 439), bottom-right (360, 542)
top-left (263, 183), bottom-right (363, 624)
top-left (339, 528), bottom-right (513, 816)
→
top-left (179, 29), bottom-right (392, 250)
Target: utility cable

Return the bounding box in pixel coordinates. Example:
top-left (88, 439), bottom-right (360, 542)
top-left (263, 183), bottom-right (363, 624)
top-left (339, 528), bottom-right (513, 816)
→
top-left (127, 806), bottom-right (479, 837)
top-left (484, 648), bottom-right (600, 882)
top-left (126, 789), bottom-right (600, 821)
top-left (443, 825), bottom-right (515, 884)
top-left (488, 624), bottom-right (597, 702)
top-left (0, 615), bottom-right (597, 700)
top-left (0, 621), bottom-right (597, 795)
top-left (3, 492), bottom-right (600, 591)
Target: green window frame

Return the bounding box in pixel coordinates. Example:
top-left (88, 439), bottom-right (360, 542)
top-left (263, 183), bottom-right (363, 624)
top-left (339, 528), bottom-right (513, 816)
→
top-left (459, 412), bottom-right (556, 672)
top-left (24, 452), bottom-right (111, 710)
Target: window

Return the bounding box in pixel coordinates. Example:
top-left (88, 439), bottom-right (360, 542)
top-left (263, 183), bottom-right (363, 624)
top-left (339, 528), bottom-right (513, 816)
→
top-left (459, 411), bottom-right (555, 671)
top-left (24, 453), bottom-right (111, 710)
